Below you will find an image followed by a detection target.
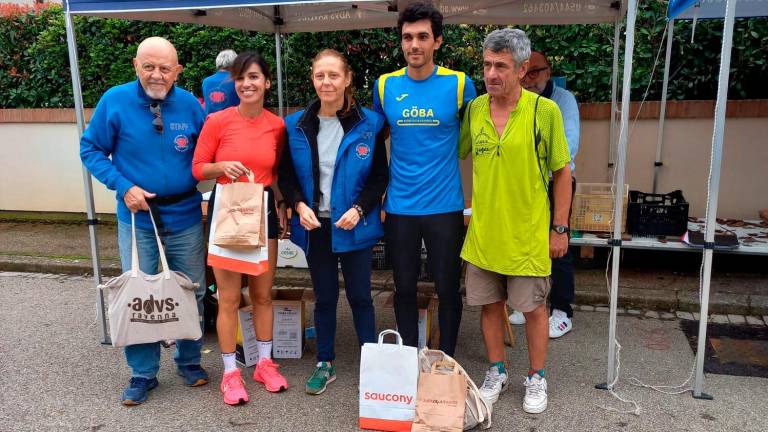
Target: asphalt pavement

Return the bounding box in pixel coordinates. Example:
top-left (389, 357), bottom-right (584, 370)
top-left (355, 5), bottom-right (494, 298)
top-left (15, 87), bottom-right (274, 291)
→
top-left (1, 272), bottom-right (766, 432)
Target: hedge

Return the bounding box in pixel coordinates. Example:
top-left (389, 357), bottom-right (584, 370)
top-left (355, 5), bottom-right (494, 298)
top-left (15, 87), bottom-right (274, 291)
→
top-left (1, 2), bottom-right (766, 108)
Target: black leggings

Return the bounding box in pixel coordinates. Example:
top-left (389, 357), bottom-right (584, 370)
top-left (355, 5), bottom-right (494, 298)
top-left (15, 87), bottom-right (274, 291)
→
top-left (386, 211), bottom-right (464, 356)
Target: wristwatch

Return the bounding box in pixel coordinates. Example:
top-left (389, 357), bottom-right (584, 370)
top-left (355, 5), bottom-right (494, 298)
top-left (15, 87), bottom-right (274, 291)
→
top-left (552, 224), bottom-right (570, 235)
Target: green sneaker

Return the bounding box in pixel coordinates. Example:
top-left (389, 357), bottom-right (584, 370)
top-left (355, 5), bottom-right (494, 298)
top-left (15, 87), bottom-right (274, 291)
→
top-left (305, 362), bottom-right (336, 395)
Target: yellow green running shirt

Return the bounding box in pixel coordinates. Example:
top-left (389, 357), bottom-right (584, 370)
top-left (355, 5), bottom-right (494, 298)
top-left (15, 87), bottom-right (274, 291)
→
top-left (459, 90), bottom-right (570, 276)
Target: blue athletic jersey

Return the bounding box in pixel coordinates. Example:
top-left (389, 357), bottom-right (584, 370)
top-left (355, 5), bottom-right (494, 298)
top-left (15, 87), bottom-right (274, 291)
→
top-left (373, 66), bottom-right (476, 215)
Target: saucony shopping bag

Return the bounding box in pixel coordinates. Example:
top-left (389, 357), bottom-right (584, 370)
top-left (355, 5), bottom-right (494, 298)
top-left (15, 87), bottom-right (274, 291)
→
top-left (359, 330), bottom-right (419, 431)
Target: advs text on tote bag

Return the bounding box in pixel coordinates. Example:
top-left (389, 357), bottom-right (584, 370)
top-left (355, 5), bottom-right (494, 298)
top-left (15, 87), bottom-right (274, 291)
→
top-left (360, 330), bottom-right (419, 432)
top-left (101, 212), bottom-right (202, 348)
top-left (207, 189), bottom-right (269, 276)
top-left (212, 171), bottom-right (265, 249)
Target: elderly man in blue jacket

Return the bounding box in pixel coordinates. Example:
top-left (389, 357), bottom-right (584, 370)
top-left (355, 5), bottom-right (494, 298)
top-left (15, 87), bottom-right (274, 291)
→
top-left (510, 50), bottom-right (581, 339)
top-left (80, 37), bottom-right (208, 406)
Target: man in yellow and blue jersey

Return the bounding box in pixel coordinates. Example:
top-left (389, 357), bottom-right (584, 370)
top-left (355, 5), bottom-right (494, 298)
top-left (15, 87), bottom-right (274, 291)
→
top-left (373, 2), bottom-right (476, 356)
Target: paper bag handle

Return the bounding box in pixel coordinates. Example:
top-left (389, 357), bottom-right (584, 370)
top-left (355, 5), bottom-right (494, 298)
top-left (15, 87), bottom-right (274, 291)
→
top-left (377, 329), bottom-right (404, 347)
top-left (230, 169), bottom-right (255, 184)
top-left (430, 360), bottom-right (459, 374)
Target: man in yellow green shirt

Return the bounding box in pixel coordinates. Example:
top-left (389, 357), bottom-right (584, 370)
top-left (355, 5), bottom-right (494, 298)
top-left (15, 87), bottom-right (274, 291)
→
top-left (459, 28), bottom-right (572, 414)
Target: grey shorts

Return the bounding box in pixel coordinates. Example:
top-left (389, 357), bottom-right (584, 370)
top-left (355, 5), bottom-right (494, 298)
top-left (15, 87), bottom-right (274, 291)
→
top-left (465, 263), bottom-right (551, 312)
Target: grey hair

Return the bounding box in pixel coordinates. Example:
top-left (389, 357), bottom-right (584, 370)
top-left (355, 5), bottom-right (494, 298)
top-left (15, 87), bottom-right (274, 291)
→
top-left (215, 49), bottom-right (238, 70)
top-left (482, 28), bottom-right (531, 66)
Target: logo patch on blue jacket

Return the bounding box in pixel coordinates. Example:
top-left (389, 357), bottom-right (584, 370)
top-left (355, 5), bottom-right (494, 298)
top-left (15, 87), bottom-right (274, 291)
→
top-left (174, 135), bottom-right (191, 152)
top-left (355, 143), bottom-right (371, 160)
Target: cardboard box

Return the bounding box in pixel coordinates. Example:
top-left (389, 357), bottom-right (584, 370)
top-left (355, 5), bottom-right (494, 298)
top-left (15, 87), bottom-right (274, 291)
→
top-left (236, 307), bottom-right (261, 367)
top-left (276, 239), bottom-right (308, 268)
top-left (236, 288), bottom-right (313, 366)
top-left (384, 293), bottom-right (438, 349)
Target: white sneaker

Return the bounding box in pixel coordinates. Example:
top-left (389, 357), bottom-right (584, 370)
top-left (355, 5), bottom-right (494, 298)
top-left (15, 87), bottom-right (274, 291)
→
top-left (549, 309), bottom-right (572, 338)
top-left (478, 365), bottom-right (509, 404)
top-left (523, 374), bottom-right (548, 414)
top-left (508, 310), bottom-right (526, 325)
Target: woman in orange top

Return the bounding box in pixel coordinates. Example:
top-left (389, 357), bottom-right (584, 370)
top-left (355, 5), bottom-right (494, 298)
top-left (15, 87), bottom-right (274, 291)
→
top-left (192, 52), bottom-right (288, 405)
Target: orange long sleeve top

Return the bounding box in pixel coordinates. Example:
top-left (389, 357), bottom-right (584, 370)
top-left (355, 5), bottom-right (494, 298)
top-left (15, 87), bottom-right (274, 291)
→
top-left (192, 106), bottom-right (286, 186)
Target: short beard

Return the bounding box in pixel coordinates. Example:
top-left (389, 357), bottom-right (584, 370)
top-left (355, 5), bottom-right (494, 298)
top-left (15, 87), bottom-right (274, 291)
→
top-left (144, 87), bottom-right (168, 100)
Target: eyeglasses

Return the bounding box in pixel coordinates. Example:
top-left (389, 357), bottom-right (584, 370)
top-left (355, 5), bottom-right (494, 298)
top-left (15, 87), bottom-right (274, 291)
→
top-left (141, 63), bottom-right (176, 76)
top-left (149, 102), bottom-right (163, 133)
top-left (525, 66), bottom-right (550, 80)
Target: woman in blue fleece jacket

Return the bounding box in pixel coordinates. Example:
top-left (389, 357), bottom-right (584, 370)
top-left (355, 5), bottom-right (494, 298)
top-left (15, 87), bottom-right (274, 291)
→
top-left (278, 49), bottom-right (388, 395)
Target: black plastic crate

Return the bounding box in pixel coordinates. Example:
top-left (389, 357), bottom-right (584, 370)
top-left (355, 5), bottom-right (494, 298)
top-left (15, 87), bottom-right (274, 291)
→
top-left (372, 241), bottom-right (391, 270)
top-left (627, 190), bottom-right (689, 236)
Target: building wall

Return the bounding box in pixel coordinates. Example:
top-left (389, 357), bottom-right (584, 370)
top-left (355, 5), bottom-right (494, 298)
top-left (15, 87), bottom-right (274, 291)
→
top-left (0, 123), bottom-right (116, 213)
top-left (1, 101), bottom-right (767, 220)
top-left (456, 116), bottom-right (768, 220)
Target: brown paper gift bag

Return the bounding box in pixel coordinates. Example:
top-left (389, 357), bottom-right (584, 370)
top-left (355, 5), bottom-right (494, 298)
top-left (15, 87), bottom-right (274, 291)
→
top-left (213, 171), bottom-right (265, 248)
top-left (411, 360), bottom-right (467, 432)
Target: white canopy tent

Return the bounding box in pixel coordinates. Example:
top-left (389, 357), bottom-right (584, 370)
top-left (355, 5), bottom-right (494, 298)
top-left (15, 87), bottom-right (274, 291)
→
top-left (671, 0), bottom-right (767, 18)
top-left (64, 0), bottom-right (706, 402)
top-left (593, 0), bottom-right (768, 400)
top-left (653, 0), bottom-right (768, 192)
top-left (64, 0), bottom-right (627, 29)
top-left (659, 0), bottom-right (768, 399)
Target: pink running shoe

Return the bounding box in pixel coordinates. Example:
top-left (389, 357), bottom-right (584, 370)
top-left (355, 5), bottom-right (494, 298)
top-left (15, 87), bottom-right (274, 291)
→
top-left (220, 369), bottom-right (249, 405)
top-left (253, 358), bottom-right (288, 392)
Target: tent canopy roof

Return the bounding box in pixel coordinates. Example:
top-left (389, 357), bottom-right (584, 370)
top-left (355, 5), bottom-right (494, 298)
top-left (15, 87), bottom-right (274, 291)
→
top-left (668, 0), bottom-right (768, 20)
top-left (63, 0), bottom-right (626, 33)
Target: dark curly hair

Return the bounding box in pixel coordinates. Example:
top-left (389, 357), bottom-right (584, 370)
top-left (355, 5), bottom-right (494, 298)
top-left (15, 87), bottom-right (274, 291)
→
top-left (397, 2), bottom-right (443, 39)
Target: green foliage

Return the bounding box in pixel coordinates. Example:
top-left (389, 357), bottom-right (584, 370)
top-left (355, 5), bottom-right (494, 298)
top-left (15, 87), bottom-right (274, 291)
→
top-left (0, 9), bottom-right (51, 107)
top-left (1, 3), bottom-right (766, 108)
top-left (281, 29), bottom-right (399, 107)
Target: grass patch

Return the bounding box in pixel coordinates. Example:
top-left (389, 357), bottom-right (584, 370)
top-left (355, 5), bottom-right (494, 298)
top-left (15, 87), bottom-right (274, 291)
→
top-left (0, 251), bottom-right (119, 261)
top-left (0, 211), bottom-right (117, 225)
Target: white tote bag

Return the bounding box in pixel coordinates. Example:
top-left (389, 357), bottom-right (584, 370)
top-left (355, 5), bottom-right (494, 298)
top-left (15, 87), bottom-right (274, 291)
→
top-left (101, 212), bottom-right (202, 348)
top-left (359, 330), bottom-right (419, 432)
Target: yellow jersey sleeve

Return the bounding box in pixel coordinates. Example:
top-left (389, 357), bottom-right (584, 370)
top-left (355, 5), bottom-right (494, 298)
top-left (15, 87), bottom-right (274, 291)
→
top-left (459, 98), bottom-right (475, 160)
top-left (539, 99), bottom-right (571, 173)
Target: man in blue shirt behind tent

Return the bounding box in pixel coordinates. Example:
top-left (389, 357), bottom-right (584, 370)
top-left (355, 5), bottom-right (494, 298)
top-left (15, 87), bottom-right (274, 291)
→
top-left (202, 49), bottom-right (240, 116)
top-left (509, 50), bottom-right (581, 339)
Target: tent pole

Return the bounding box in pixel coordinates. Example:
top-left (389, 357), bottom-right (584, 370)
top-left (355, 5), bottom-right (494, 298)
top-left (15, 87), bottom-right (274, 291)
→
top-left (693, 0), bottom-right (737, 401)
top-left (65, 10), bottom-right (109, 344)
top-left (275, 31), bottom-right (284, 117)
top-left (653, 19), bottom-right (674, 194)
top-left (596, 0), bottom-right (637, 391)
top-left (608, 18), bottom-right (621, 181)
